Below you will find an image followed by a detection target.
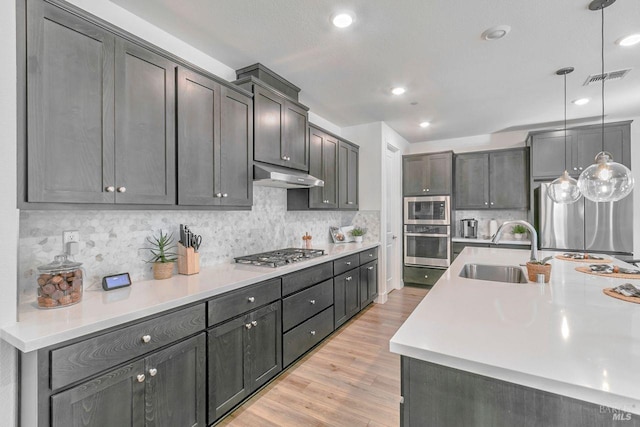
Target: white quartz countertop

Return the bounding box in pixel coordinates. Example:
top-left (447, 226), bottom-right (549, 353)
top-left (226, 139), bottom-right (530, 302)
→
top-left (2, 242), bottom-right (379, 353)
top-left (452, 236), bottom-right (531, 245)
top-left (390, 246), bottom-right (640, 414)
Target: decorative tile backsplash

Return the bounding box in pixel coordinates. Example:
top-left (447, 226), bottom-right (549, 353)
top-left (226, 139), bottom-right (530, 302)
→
top-left (18, 186), bottom-right (379, 301)
top-left (453, 210), bottom-right (529, 238)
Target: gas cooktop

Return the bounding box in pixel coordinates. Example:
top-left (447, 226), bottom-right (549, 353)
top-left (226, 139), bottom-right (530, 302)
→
top-left (234, 248), bottom-right (325, 268)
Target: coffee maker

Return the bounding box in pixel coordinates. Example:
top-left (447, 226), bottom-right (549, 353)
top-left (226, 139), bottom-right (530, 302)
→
top-left (460, 218), bottom-right (478, 238)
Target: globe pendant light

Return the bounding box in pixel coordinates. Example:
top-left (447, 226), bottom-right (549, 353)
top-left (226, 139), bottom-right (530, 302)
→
top-left (548, 67), bottom-right (581, 204)
top-left (577, 0), bottom-right (634, 202)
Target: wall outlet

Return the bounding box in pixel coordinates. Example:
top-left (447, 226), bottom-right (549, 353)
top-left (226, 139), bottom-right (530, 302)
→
top-left (63, 230), bottom-right (79, 246)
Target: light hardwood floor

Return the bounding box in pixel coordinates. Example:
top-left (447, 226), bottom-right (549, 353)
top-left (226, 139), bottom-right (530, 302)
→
top-left (218, 285), bottom-right (430, 427)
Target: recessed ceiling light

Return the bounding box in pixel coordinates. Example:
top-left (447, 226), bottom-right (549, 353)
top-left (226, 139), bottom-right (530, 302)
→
top-left (332, 12), bottom-right (355, 28)
top-left (572, 98), bottom-right (590, 106)
top-left (617, 33), bottom-right (640, 47)
top-left (419, 121), bottom-right (430, 128)
top-left (391, 87), bottom-right (406, 95)
top-left (481, 25), bottom-right (511, 41)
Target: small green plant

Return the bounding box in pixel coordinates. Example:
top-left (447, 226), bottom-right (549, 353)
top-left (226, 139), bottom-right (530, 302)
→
top-left (144, 231), bottom-right (178, 263)
top-left (512, 224), bottom-right (528, 234)
top-left (528, 256), bottom-right (553, 265)
top-left (350, 227), bottom-right (365, 237)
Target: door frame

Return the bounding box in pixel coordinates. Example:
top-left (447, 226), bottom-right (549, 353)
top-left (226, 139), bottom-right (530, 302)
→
top-left (380, 141), bottom-right (403, 303)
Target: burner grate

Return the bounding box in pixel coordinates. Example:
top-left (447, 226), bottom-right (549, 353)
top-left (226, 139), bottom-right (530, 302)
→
top-left (234, 248), bottom-right (325, 268)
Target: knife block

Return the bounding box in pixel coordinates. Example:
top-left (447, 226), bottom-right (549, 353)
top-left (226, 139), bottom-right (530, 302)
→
top-left (178, 243), bottom-right (200, 275)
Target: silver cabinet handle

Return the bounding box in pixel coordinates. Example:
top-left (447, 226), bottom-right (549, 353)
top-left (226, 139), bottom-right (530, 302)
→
top-left (248, 297), bottom-right (255, 303)
top-left (149, 368), bottom-right (157, 377)
top-left (142, 335), bottom-right (151, 343)
top-left (490, 202), bottom-right (494, 206)
top-left (368, 266), bottom-right (374, 270)
top-left (117, 186), bottom-right (126, 193)
top-left (579, 167), bottom-right (583, 171)
top-left (426, 188), bottom-right (430, 192)
top-left (369, 253), bottom-right (373, 257)
top-left (310, 330), bottom-right (316, 336)
top-left (345, 276), bottom-right (352, 281)
top-left (424, 275), bottom-right (429, 279)
top-left (422, 189), bottom-right (426, 192)
top-left (251, 320), bottom-right (258, 327)
top-left (137, 374), bottom-right (145, 383)
top-left (347, 201), bottom-right (354, 205)
top-left (309, 299), bottom-right (316, 305)
top-left (484, 202), bottom-right (488, 205)
top-left (223, 193), bottom-right (228, 198)
top-left (105, 186), bottom-right (115, 192)
top-left (245, 323), bottom-right (252, 330)
top-left (215, 193), bottom-right (222, 198)
top-left (345, 261), bottom-right (351, 265)
top-left (573, 167), bottom-right (578, 171)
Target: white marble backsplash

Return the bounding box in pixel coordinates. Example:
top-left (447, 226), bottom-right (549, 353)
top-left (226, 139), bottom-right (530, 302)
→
top-left (453, 210), bottom-right (529, 238)
top-left (19, 186), bottom-right (380, 301)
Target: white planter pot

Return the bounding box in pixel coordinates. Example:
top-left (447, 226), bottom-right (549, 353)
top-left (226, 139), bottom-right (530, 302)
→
top-left (354, 236), bottom-right (363, 243)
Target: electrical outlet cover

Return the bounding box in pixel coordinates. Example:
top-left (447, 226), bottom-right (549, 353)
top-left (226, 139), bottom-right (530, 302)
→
top-left (63, 230), bottom-right (79, 245)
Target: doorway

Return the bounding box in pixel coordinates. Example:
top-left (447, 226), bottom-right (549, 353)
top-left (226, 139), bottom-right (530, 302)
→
top-left (383, 143), bottom-right (402, 298)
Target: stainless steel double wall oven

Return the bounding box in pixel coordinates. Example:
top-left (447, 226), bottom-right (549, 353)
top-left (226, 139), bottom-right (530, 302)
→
top-left (403, 196), bottom-right (451, 268)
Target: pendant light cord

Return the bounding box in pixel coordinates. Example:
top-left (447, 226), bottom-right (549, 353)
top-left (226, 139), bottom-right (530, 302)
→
top-left (564, 73), bottom-right (567, 147)
top-left (601, 5), bottom-right (605, 145)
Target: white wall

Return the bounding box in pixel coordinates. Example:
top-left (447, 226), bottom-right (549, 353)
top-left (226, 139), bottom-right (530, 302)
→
top-left (406, 130), bottom-right (528, 155)
top-left (0, 0), bottom-right (19, 424)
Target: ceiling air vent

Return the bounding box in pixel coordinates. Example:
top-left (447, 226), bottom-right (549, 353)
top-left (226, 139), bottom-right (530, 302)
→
top-left (583, 69), bottom-right (631, 86)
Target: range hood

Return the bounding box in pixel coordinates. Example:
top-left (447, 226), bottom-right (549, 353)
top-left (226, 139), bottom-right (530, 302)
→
top-left (253, 163), bottom-right (324, 189)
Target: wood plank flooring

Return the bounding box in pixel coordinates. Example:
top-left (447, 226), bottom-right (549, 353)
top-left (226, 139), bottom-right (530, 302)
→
top-left (218, 285), bottom-right (429, 427)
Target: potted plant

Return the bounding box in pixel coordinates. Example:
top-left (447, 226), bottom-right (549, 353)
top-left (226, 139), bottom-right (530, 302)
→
top-left (512, 224), bottom-right (528, 240)
top-left (144, 230), bottom-right (178, 280)
top-left (526, 256), bottom-right (553, 283)
top-left (350, 227), bottom-right (365, 243)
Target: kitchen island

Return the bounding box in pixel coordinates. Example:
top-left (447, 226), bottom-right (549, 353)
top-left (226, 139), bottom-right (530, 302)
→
top-left (391, 246), bottom-right (640, 426)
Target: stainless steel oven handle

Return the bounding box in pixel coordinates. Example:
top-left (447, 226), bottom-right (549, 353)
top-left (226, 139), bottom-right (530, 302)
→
top-left (404, 233), bottom-right (450, 238)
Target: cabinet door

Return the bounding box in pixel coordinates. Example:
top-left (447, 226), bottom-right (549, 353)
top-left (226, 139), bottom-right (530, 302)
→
top-left (489, 149), bottom-right (528, 209)
top-left (177, 68), bottom-right (221, 206)
top-left (425, 152), bottom-right (452, 195)
top-left (601, 124), bottom-right (631, 169)
top-left (338, 141), bottom-right (359, 209)
top-left (207, 315), bottom-right (250, 423)
top-left (360, 260), bottom-right (378, 309)
top-left (575, 125), bottom-right (631, 172)
top-left (115, 39), bottom-right (176, 204)
top-left (220, 87), bottom-right (253, 206)
top-left (334, 270), bottom-right (359, 328)
top-left (403, 156), bottom-right (428, 196)
top-left (571, 129), bottom-right (603, 176)
top-left (26, 1), bottom-right (116, 204)
top-left (530, 131), bottom-right (572, 179)
top-left (248, 301), bottom-right (282, 391)
top-left (454, 153), bottom-right (489, 209)
top-left (51, 361), bottom-right (145, 427)
top-left (283, 101), bottom-right (309, 171)
top-left (145, 334), bottom-right (206, 427)
top-left (253, 85), bottom-right (285, 167)
top-left (309, 128), bottom-right (339, 209)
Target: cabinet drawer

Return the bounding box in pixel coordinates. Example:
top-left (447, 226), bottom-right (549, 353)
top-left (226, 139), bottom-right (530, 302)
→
top-left (403, 265), bottom-right (445, 286)
top-left (283, 307), bottom-right (333, 367)
top-left (333, 254), bottom-right (360, 276)
top-left (282, 262), bottom-right (333, 296)
top-left (51, 304), bottom-right (205, 391)
top-left (359, 247), bottom-right (378, 264)
top-left (208, 278), bottom-right (281, 326)
top-left (282, 279), bottom-right (333, 331)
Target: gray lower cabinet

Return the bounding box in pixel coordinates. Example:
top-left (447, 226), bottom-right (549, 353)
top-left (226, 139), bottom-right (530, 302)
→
top-left (403, 151), bottom-right (453, 196)
top-left (177, 68), bottom-right (252, 207)
top-left (334, 268), bottom-right (361, 328)
top-left (208, 301), bottom-right (282, 424)
top-left (403, 265), bottom-right (445, 286)
top-left (455, 148), bottom-right (529, 210)
top-left (359, 259), bottom-right (378, 308)
top-left (338, 141), bottom-right (359, 209)
top-left (26, 0), bottom-right (176, 205)
top-left (51, 333), bottom-right (206, 427)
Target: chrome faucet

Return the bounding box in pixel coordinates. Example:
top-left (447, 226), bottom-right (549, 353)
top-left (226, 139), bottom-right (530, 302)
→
top-left (491, 220), bottom-right (538, 261)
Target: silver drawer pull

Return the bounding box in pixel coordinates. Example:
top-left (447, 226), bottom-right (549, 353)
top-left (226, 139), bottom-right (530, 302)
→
top-left (346, 276), bottom-right (352, 281)
top-left (105, 186), bottom-right (115, 192)
top-left (117, 186), bottom-right (126, 193)
top-left (223, 193), bottom-right (228, 198)
top-left (149, 368), bottom-right (158, 377)
top-left (368, 267), bottom-right (374, 271)
top-left (142, 335), bottom-right (151, 343)
top-left (345, 261), bottom-right (351, 265)
top-left (368, 253), bottom-right (373, 257)
top-left (245, 323), bottom-right (252, 330)
top-left (248, 297), bottom-right (255, 303)
top-left (310, 330), bottom-right (316, 336)
top-left (137, 374), bottom-right (145, 383)
top-left (215, 193), bottom-right (222, 198)
top-left (347, 201), bottom-right (354, 205)
top-left (309, 299), bottom-right (316, 305)
top-left (424, 275), bottom-right (429, 279)
top-left (251, 320), bottom-right (258, 327)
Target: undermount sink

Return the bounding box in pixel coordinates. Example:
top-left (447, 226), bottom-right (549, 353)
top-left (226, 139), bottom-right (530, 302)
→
top-left (459, 264), bottom-right (528, 284)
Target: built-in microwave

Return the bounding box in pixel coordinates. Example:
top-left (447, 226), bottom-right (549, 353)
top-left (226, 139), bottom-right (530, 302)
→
top-left (404, 196), bottom-right (450, 225)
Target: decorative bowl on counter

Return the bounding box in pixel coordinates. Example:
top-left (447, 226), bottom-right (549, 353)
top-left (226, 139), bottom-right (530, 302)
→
top-left (36, 254), bottom-right (83, 309)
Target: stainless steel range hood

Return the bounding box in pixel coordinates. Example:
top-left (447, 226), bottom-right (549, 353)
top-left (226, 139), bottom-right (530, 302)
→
top-left (253, 162), bottom-right (324, 189)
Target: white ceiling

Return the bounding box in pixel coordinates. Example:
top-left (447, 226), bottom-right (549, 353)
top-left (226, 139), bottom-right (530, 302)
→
top-left (110, 0), bottom-right (640, 143)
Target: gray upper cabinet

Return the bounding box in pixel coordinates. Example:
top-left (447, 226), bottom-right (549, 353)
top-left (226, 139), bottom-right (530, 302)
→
top-left (26, 1), bottom-right (116, 204)
top-left (403, 152), bottom-right (453, 196)
top-left (177, 69), bottom-right (252, 207)
top-left (529, 121), bottom-right (631, 179)
top-left (114, 39), bottom-right (176, 205)
top-left (455, 148), bottom-right (529, 210)
top-left (26, 2), bottom-right (176, 205)
top-left (338, 141), bottom-right (359, 209)
top-left (309, 125), bottom-right (339, 209)
top-left (250, 83), bottom-right (309, 171)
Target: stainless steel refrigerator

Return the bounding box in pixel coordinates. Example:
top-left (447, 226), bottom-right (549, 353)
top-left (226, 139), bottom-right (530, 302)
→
top-left (535, 183), bottom-right (633, 256)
